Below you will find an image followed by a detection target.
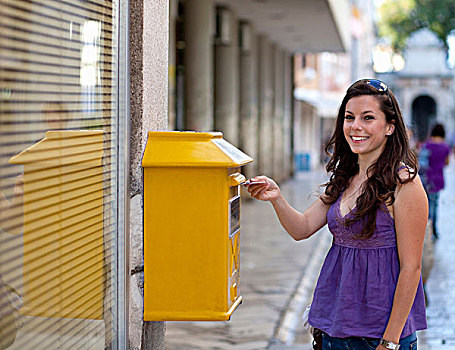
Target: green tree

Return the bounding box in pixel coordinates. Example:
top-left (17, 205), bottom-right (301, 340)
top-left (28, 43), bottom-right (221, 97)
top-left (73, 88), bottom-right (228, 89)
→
top-left (378, 0), bottom-right (455, 51)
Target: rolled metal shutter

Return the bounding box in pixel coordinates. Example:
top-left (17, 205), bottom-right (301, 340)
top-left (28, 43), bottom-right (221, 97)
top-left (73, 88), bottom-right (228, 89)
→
top-left (0, 1), bottom-right (121, 348)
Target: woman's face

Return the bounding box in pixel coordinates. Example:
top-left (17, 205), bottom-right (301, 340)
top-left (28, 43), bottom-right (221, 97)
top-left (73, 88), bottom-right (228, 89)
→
top-left (343, 95), bottom-right (395, 160)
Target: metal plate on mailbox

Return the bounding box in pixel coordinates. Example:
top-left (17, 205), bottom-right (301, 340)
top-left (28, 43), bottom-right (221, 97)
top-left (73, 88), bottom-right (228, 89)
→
top-left (229, 195), bottom-right (240, 238)
top-left (212, 138), bottom-right (251, 165)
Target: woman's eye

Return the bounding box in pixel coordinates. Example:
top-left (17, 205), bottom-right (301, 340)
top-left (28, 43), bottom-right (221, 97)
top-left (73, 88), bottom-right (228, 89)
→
top-left (344, 115), bottom-right (354, 120)
top-left (364, 115), bottom-right (375, 120)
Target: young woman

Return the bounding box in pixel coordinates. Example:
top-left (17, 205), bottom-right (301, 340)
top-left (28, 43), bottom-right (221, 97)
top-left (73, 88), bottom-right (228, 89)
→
top-left (247, 79), bottom-right (428, 350)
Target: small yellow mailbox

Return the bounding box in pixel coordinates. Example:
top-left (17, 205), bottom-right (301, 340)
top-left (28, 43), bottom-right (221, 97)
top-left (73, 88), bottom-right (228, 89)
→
top-left (142, 131), bottom-right (253, 321)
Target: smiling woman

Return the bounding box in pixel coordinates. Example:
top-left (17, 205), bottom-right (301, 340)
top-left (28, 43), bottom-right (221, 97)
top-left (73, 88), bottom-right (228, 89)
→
top-left (246, 79), bottom-right (428, 350)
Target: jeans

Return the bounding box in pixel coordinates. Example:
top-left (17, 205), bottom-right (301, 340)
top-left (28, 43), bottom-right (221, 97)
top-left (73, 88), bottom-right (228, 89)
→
top-left (321, 332), bottom-right (417, 350)
top-left (428, 191), bottom-right (440, 239)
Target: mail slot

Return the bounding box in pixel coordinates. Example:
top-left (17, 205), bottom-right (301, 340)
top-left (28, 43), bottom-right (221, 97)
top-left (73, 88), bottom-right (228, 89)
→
top-left (142, 131), bottom-right (253, 321)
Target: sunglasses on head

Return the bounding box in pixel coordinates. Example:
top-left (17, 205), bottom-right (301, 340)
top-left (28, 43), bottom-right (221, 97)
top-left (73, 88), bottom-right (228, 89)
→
top-left (348, 79), bottom-right (397, 116)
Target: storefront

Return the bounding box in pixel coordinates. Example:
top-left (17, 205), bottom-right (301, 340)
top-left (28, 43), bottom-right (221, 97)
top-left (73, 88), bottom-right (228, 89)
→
top-left (0, 1), bottom-right (129, 348)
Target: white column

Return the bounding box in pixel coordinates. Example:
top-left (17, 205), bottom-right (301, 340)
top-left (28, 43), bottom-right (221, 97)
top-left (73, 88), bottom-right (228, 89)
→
top-left (184, 0), bottom-right (214, 131)
top-left (273, 46), bottom-right (284, 181)
top-left (293, 100), bottom-right (303, 172)
top-left (214, 7), bottom-right (239, 144)
top-left (257, 36), bottom-right (274, 176)
top-left (239, 22), bottom-right (258, 179)
top-left (283, 51), bottom-right (293, 179)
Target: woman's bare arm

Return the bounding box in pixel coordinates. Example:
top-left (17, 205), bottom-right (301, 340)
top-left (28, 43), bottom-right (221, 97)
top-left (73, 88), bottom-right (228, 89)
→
top-left (380, 174), bottom-right (428, 345)
top-left (247, 176), bottom-right (329, 241)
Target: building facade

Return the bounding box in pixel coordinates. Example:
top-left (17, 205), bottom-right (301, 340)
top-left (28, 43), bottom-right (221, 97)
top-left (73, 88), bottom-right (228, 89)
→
top-left (0, 1), bottom-right (350, 349)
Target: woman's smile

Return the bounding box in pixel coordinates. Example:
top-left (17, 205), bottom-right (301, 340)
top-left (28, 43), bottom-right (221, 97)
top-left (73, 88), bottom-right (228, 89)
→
top-left (350, 136), bottom-right (369, 143)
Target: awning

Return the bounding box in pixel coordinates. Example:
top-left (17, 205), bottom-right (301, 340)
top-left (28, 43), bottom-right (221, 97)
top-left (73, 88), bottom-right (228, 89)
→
top-left (216, 0), bottom-right (350, 53)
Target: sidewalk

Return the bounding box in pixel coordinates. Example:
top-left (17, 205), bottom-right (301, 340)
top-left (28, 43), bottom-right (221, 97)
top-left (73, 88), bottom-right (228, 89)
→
top-left (165, 169), bottom-right (331, 349)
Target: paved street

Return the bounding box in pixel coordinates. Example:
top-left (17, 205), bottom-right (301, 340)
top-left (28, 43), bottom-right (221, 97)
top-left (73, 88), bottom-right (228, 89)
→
top-left (418, 157), bottom-right (455, 350)
top-left (166, 158), bottom-right (455, 349)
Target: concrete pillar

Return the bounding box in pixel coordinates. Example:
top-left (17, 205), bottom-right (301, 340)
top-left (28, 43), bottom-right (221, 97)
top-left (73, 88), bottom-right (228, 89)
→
top-left (303, 108), bottom-right (313, 165)
top-left (293, 100), bottom-right (302, 171)
top-left (294, 86), bottom-right (324, 171)
top-left (239, 22), bottom-right (258, 179)
top-left (312, 109), bottom-right (321, 169)
top-left (297, 102), bottom-right (320, 171)
top-left (273, 46), bottom-right (284, 182)
top-left (184, 0), bottom-right (214, 131)
top-left (283, 52), bottom-right (293, 179)
top-left (168, 0), bottom-right (178, 130)
top-left (129, 0), bottom-right (169, 349)
top-left (257, 36), bottom-right (274, 176)
top-left (214, 7), bottom-right (239, 144)
top-left (294, 100), bottom-right (321, 172)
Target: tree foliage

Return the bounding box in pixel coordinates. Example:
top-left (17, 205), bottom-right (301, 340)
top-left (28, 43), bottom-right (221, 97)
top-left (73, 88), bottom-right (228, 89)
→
top-left (378, 0), bottom-right (455, 51)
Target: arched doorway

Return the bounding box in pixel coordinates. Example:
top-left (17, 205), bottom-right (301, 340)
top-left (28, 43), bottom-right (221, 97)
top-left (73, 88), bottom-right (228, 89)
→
top-left (412, 95), bottom-right (437, 141)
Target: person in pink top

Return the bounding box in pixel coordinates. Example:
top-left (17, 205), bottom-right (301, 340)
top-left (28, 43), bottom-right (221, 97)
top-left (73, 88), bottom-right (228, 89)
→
top-left (246, 79), bottom-right (427, 350)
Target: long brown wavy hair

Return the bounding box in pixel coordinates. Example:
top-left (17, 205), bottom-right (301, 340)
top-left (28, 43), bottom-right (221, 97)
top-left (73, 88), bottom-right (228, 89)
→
top-left (321, 80), bottom-right (418, 238)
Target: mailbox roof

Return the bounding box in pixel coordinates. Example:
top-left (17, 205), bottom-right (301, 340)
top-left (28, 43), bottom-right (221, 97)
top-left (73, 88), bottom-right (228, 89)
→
top-left (9, 130), bottom-right (104, 165)
top-left (142, 131), bottom-right (253, 168)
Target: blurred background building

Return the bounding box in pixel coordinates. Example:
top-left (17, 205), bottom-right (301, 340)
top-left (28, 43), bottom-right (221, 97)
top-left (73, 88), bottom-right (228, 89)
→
top-left (378, 28), bottom-right (455, 142)
top-left (293, 0), bottom-right (376, 168)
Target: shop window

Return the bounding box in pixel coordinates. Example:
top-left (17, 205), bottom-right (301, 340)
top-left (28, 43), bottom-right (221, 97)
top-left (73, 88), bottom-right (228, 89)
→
top-left (0, 1), bottom-right (126, 348)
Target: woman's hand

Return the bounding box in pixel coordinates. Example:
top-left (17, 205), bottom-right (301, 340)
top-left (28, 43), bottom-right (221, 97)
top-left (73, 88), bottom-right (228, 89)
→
top-left (246, 176), bottom-right (280, 202)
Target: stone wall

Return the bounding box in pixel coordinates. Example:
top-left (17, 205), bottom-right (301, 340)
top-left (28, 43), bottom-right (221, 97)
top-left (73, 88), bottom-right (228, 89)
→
top-left (129, 0), bottom-right (169, 349)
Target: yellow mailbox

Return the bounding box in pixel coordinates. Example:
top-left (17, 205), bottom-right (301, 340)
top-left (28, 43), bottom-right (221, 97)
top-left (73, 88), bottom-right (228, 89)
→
top-left (9, 130), bottom-right (105, 320)
top-left (142, 131), bottom-right (253, 321)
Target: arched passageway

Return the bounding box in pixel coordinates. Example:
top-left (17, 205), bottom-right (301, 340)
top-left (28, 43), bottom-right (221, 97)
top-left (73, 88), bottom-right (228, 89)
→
top-left (412, 95), bottom-right (437, 141)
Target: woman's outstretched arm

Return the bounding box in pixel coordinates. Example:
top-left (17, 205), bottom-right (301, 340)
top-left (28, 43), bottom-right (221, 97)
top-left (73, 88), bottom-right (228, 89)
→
top-left (247, 176), bottom-right (329, 241)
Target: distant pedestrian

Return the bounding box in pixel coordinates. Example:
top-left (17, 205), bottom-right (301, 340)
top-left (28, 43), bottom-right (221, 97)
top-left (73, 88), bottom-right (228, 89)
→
top-left (247, 79), bottom-right (427, 350)
top-left (419, 123), bottom-right (450, 239)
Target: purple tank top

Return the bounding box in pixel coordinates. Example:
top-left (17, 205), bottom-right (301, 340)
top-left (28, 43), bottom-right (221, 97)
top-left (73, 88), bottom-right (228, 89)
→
top-left (308, 194), bottom-right (427, 338)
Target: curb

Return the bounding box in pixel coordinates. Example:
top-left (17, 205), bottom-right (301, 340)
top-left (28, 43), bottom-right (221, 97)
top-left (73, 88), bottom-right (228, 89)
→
top-left (269, 229), bottom-right (332, 347)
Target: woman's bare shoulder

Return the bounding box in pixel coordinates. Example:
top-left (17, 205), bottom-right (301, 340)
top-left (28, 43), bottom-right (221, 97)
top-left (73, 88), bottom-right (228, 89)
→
top-left (395, 165), bottom-right (425, 199)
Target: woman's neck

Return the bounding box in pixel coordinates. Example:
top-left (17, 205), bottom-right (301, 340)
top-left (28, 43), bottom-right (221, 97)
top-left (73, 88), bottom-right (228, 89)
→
top-left (430, 136), bottom-right (444, 143)
top-left (357, 154), bottom-right (378, 178)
